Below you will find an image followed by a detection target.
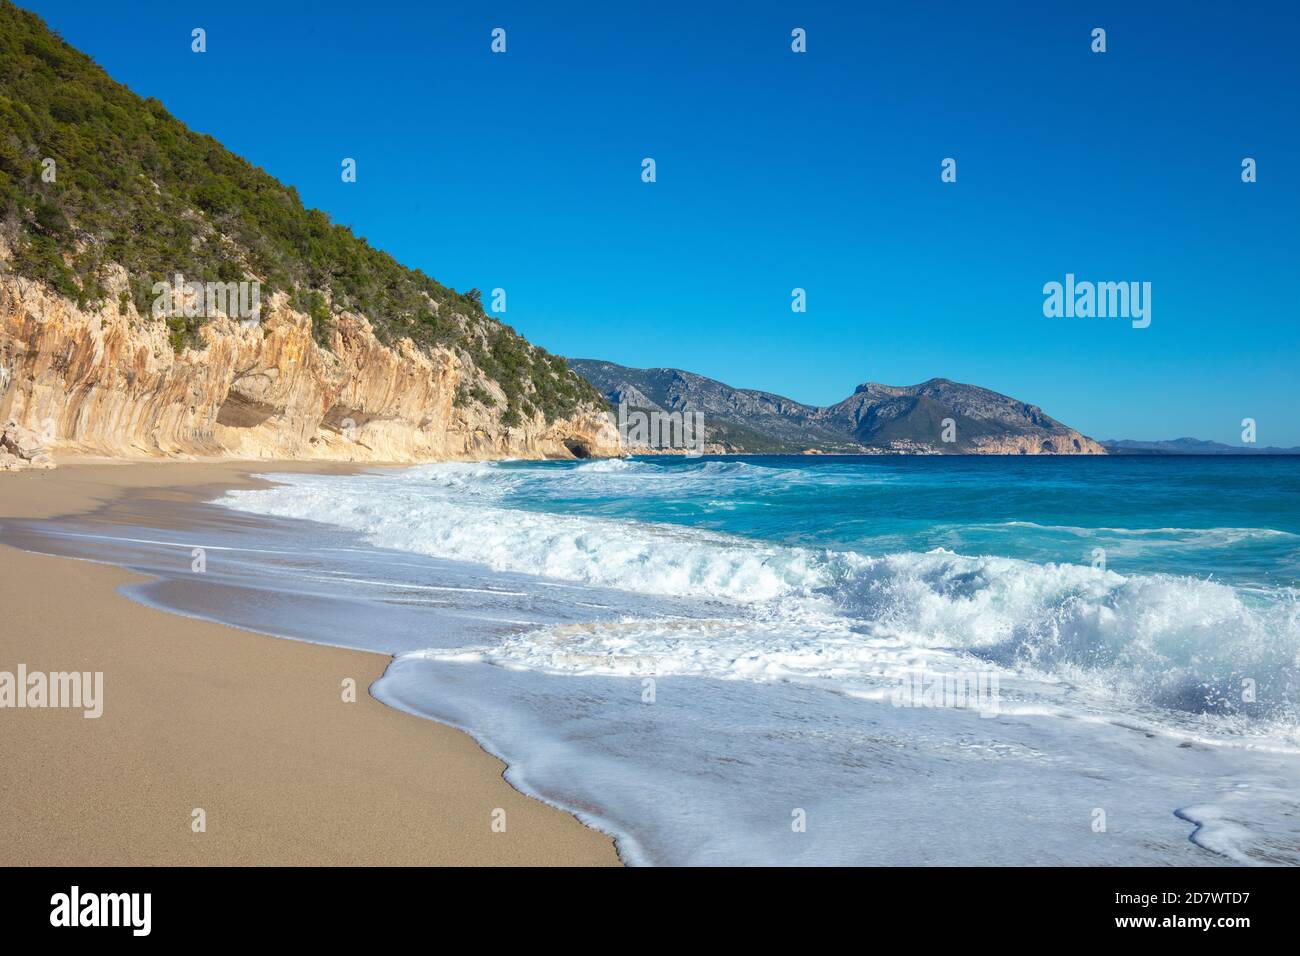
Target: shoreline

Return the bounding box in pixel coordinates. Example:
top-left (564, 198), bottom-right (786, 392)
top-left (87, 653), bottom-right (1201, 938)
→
top-left (0, 458), bottom-right (621, 866)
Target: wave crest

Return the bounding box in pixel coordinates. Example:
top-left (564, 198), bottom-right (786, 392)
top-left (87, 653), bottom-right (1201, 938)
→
top-left (222, 465), bottom-right (1300, 725)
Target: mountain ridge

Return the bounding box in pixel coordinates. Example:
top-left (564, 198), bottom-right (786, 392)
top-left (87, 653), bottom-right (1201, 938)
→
top-left (569, 359), bottom-right (1106, 455)
top-left (1102, 438), bottom-right (1300, 456)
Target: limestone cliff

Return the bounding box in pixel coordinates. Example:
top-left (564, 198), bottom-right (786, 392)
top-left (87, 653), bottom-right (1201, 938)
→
top-left (0, 273), bottom-right (619, 464)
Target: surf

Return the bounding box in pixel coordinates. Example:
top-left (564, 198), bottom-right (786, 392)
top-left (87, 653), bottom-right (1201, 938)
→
top-left (220, 458), bottom-right (1300, 734)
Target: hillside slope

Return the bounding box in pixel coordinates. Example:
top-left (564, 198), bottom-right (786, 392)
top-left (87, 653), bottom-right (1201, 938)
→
top-left (568, 359), bottom-right (855, 453)
top-left (0, 1), bottom-right (613, 463)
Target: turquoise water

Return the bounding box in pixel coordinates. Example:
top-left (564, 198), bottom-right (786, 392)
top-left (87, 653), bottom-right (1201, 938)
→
top-left (490, 455), bottom-right (1300, 587)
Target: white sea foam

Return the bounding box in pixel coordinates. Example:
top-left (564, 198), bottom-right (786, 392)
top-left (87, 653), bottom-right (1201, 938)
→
top-left (413, 614), bottom-right (957, 686)
top-left (226, 470), bottom-right (822, 602)
top-left (221, 464), bottom-right (1300, 729)
top-left (978, 520), bottom-right (1299, 549)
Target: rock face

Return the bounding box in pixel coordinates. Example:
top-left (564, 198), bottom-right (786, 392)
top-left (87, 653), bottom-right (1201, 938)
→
top-left (0, 276), bottom-right (618, 463)
top-left (0, 417), bottom-right (54, 470)
top-left (571, 360), bottom-right (1106, 455)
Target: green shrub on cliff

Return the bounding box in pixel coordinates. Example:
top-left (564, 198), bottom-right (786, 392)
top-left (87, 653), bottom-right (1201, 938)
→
top-left (0, 1), bottom-right (603, 424)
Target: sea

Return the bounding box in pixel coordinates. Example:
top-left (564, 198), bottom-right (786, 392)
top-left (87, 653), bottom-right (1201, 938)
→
top-left (6, 454), bottom-right (1299, 865)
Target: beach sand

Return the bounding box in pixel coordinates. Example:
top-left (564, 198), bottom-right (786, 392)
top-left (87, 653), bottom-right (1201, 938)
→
top-left (0, 459), bottom-right (620, 866)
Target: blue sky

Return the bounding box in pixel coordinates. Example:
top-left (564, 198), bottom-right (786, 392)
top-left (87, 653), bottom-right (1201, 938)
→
top-left (20, 0), bottom-right (1300, 444)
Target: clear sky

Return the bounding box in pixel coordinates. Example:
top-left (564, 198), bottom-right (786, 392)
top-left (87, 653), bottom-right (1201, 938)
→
top-left (18, 0), bottom-right (1300, 444)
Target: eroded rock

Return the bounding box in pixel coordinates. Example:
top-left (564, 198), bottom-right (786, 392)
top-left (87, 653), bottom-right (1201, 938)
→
top-left (0, 278), bottom-right (619, 464)
top-left (0, 418), bottom-right (56, 469)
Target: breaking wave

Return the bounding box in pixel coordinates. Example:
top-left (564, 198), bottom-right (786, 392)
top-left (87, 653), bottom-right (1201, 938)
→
top-left (221, 462), bottom-right (1300, 728)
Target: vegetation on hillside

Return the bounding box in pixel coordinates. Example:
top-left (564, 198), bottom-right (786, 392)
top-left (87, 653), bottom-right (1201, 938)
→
top-left (0, 1), bottom-right (603, 425)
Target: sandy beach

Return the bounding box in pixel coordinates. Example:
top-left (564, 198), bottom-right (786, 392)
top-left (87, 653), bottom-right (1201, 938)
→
top-left (0, 459), bottom-right (620, 866)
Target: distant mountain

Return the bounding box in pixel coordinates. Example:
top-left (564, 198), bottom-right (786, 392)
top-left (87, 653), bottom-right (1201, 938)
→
top-left (569, 359), bottom-right (851, 453)
top-left (1103, 438), bottom-right (1300, 455)
top-left (569, 359), bottom-right (1106, 455)
top-left (816, 380), bottom-right (1103, 454)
